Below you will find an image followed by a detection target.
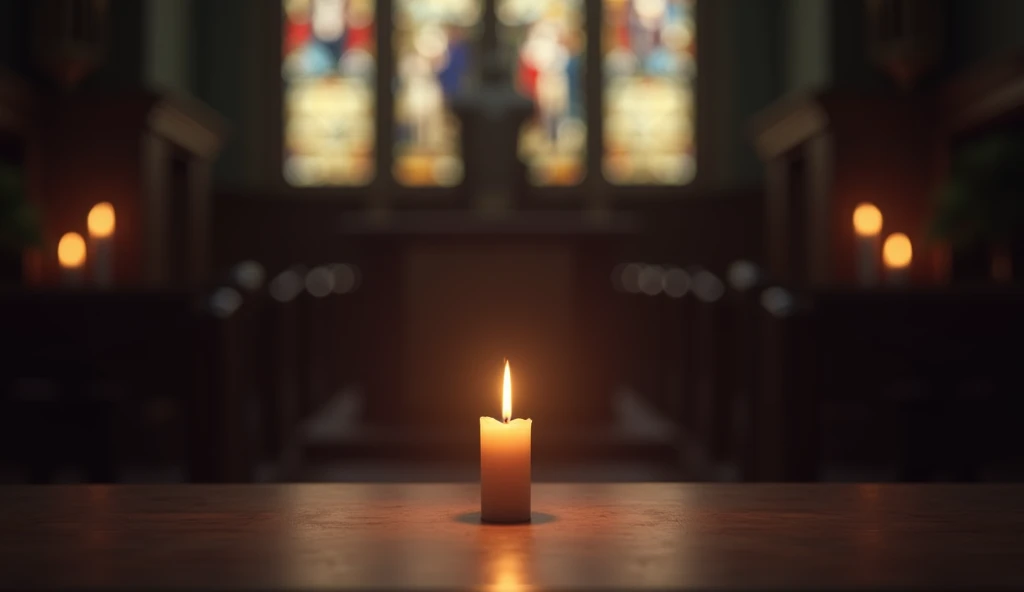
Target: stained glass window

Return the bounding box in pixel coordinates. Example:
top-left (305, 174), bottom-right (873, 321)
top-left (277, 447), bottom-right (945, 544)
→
top-left (282, 0), bottom-right (377, 187)
top-left (498, 0), bottom-right (586, 186)
top-left (393, 0), bottom-right (483, 187)
top-left (603, 0), bottom-right (696, 185)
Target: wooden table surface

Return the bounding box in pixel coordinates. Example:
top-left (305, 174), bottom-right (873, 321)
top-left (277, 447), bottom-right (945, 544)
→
top-left (2, 483), bottom-right (1023, 591)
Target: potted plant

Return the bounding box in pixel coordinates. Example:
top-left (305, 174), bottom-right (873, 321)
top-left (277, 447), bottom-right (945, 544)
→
top-left (0, 163), bottom-right (41, 285)
top-left (931, 132), bottom-right (1024, 282)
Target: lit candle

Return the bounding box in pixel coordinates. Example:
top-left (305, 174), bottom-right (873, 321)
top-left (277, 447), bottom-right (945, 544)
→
top-left (480, 360), bottom-right (532, 524)
top-left (853, 203), bottom-right (883, 287)
top-left (87, 202), bottom-right (115, 288)
top-left (883, 232), bottom-right (912, 286)
top-left (57, 232), bottom-right (86, 287)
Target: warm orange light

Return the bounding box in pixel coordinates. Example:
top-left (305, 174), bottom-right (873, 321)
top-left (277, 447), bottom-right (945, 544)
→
top-left (883, 233), bottom-right (912, 269)
top-left (489, 547), bottom-right (528, 592)
top-left (853, 203), bottom-right (883, 237)
top-left (502, 360), bottom-right (512, 423)
top-left (87, 202), bottom-right (115, 238)
top-left (57, 232), bottom-right (86, 269)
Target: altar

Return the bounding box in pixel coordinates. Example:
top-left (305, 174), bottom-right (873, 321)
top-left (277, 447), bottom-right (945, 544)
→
top-left (3, 483), bottom-right (1023, 591)
top-left (343, 211), bottom-right (640, 438)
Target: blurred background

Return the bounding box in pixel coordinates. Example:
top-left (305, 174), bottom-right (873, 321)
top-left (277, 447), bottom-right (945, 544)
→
top-left (2, 0), bottom-right (1024, 484)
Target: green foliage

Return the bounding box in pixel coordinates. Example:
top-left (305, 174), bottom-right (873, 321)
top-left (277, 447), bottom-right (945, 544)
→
top-left (0, 164), bottom-right (40, 252)
top-left (932, 133), bottom-right (1024, 249)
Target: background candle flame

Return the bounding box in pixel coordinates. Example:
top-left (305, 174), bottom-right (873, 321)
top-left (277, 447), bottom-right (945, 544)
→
top-left (87, 202), bottom-right (116, 238)
top-left (883, 232), bottom-right (913, 268)
top-left (853, 202), bottom-right (883, 237)
top-left (57, 232), bottom-right (86, 268)
top-left (502, 360), bottom-right (511, 422)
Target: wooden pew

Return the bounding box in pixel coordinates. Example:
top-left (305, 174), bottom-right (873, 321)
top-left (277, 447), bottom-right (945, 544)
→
top-left (303, 281), bottom-right (340, 416)
top-left (615, 263), bottom-right (662, 412)
top-left (691, 289), bottom-right (734, 467)
top-left (267, 265), bottom-right (328, 429)
top-left (613, 262), bottom-right (692, 424)
top-left (0, 286), bottom-right (272, 484)
top-left (747, 286), bottom-right (1024, 482)
top-left (301, 265), bottom-right (354, 421)
top-left (0, 290), bottom-right (196, 482)
top-left (811, 288), bottom-right (1024, 481)
top-left (752, 285), bottom-right (817, 481)
top-left (330, 264), bottom-right (363, 396)
top-left (725, 267), bottom-right (773, 481)
top-left (678, 266), bottom-right (743, 479)
top-left (658, 274), bottom-right (692, 427)
top-left (189, 287), bottom-right (251, 482)
top-left (256, 268), bottom-right (307, 480)
top-left (220, 261), bottom-right (316, 482)
top-left (269, 295), bottom-right (303, 475)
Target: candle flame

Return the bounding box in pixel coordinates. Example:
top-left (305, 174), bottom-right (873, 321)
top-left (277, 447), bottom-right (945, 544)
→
top-left (502, 359), bottom-right (512, 423)
top-left (57, 232), bottom-right (86, 269)
top-left (883, 232), bottom-right (912, 269)
top-left (853, 203), bottom-right (883, 237)
top-left (87, 202), bottom-right (116, 238)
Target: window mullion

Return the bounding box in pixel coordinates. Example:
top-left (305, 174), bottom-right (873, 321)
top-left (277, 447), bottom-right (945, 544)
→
top-left (585, 0), bottom-right (606, 203)
top-left (373, 0), bottom-right (396, 205)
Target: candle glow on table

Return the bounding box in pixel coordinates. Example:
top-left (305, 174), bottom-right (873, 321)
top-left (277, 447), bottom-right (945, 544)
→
top-left (882, 232), bottom-right (912, 285)
top-left (87, 202), bottom-right (115, 288)
top-left (57, 231), bottom-right (86, 287)
top-left (853, 202), bottom-right (883, 287)
top-left (480, 360), bottom-right (532, 524)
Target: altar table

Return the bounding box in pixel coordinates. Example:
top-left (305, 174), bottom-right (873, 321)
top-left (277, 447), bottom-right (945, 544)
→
top-left (1, 483), bottom-right (1022, 591)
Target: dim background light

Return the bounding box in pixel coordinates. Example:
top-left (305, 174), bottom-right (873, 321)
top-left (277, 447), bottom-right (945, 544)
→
top-left (87, 202), bottom-right (116, 238)
top-left (853, 203), bottom-right (883, 237)
top-left (58, 232), bottom-right (87, 268)
top-left (883, 233), bottom-right (912, 268)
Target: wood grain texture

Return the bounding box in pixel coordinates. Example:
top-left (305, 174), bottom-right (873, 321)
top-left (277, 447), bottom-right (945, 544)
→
top-left (1, 483), bottom-right (1023, 591)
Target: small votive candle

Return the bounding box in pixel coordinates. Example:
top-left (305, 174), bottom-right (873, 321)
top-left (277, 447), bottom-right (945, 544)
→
top-left (58, 232), bottom-right (86, 287)
top-left (883, 232), bottom-right (912, 286)
top-left (87, 202), bottom-right (115, 288)
top-left (853, 203), bottom-right (883, 287)
top-left (480, 360), bottom-right (532, 524)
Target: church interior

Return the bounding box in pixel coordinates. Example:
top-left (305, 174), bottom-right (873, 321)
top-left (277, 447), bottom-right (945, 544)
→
top-left (3, 0), bottom-right (1024, 486)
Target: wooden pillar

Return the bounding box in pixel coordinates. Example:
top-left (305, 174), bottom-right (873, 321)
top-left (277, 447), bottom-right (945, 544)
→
top-left (141, 132), bottom-right (170, 286)
top-left (187, 159), bottom-right (212, 288)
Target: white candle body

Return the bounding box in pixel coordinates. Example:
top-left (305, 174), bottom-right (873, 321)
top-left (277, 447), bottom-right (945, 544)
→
top-left (61, 267), bottom-right (83, 288)
top-left (856, 235), bottom-right (880, 287)
top-left (480, 417), bottom-right (532, 523)
top-left (90, 237), bottom-right (113, 288)
top-left (886, 266), bottom-right (909, 286)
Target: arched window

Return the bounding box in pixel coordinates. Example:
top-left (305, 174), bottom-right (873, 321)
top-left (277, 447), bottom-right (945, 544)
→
top-left (281, 0), bottom-right (697, 191)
